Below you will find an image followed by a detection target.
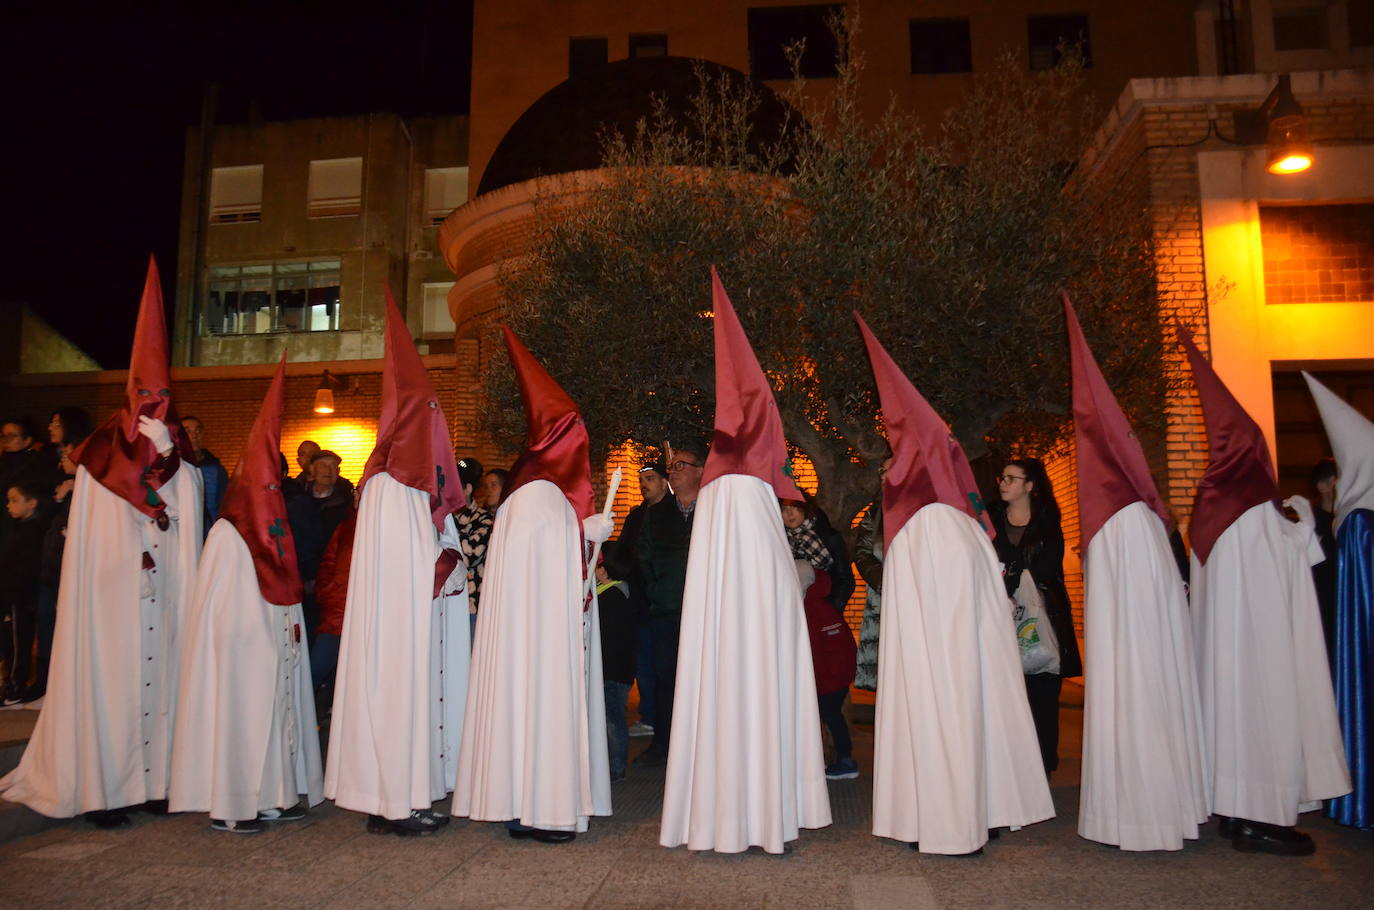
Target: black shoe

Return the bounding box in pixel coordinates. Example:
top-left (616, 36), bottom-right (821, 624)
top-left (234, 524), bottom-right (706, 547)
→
top-left (1230, 819), bottom-right (1315, 856)
top-left (366, 812), bottom-right (442, 837)
top-left (210, 817), bottom-right (263, 834)
top-left (414, 808), bottom-right (450, 827)
top-left (908, 841), bottom-right (983, 857)
top-left (1217, 815), bottom-right (1237, 838)
top-left (258, 801), bottom-right (307, 822)
top-left (85, 809), bottom-right (131, 829)
top-left (531, 829), bottom-right (576, 844)
top-left (141, 799), bottom-right (169, 816)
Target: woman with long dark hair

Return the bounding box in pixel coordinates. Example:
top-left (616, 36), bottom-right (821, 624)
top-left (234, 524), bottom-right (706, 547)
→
top-left (989, 457), bottom-right (1082, 775)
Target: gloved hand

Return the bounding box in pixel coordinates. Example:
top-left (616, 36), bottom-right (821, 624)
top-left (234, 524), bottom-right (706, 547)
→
top-left (1283, 495), bottom-right (1327, 567)
top-left (137, 415), bottom-right (174, 456)
top-left (582, 513), bottom-right (614, 544)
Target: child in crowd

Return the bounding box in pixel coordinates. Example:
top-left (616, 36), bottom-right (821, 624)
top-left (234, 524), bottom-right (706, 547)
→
top-left (597, 542), bottom-right (637, 783)
top-left (2, 480), bottom-right (50, 706)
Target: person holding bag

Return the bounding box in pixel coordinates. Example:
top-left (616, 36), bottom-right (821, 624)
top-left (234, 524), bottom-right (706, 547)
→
top-left (989, 458), bottom-right (1082, 775)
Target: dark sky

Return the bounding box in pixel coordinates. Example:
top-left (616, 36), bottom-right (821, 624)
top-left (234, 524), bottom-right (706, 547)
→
top-left (1, 3), bottom-right (473, 368)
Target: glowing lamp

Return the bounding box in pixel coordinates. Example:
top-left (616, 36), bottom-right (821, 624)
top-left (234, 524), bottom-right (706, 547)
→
top-left (314, 370), bottom-right (338, 415)
top-left (1263, 75), bottom-right (1313, 176)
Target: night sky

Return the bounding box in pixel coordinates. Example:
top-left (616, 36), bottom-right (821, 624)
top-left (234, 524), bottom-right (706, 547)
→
top-left (2, 4), bottom-right (474, 368)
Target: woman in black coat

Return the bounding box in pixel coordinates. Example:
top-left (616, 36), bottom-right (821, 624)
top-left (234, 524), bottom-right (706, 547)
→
top-left (989, 457), bottom-right (1082, 775)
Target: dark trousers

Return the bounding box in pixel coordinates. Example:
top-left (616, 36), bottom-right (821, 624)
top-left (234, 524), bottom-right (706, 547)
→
top-left (1024, 672), bottom-right (1063, 773)
top-left (817, 688), bottom-right (852, 760)
top-left (647, 614), bottom-right (681, 754)
top-left (635, 623), bottom-right (657, 726)
top-left (8, 600), bottom-right (36, 691)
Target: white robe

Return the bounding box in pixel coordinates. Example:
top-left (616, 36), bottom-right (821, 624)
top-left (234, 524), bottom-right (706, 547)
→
top-left (870, 503), bottom-right (1054, 855)
top-left (169, 520), bottom-right (325, 821)
top-left (660, 474), bottom-right (832, 854)
top-left (453, 479), bottom-right (611, 832)
top-left (1191, 503), bottom-right (1351, 825)
top-left (1079, 500), bottom-right (1209, 850)
top-left (0, 463), bottom-right (203, 817)
top-left (324, 472), bottom-right (469, 819)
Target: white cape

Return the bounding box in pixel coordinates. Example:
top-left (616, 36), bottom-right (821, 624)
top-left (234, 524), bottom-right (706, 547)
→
top-left (660, 474), bottom-right (832, 854)
top-left (324, 472), bottom-right (469, 819)
top-left (870, 503), bottom-right (1054, 854)
top-left (453, 479), bottom-right (611, 832)
top-left (0, 463), bottom-right (202, 817)
top-left (169, 519), bottom-right (325, 821)
top-left (1191, 502), bottom-right (1351, 825)
top-left (1079, 500), bottom-right (1208, 850)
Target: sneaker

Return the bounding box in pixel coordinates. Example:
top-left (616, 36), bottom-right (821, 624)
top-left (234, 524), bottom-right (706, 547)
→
top-left (627, 722), bottom-right (654, 737)
top-left (366, 812), bottom-right (442, 837)
top-left (825, 758), bottom-right (860, 780)
top-left (258, 802), bottom-right (307, 822)
top-left (210, 818), bottom-right (263, 834)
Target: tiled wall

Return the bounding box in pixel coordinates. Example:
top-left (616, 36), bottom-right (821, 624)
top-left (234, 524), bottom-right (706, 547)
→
top-left (1261, 202), bottom-right (1374, 304)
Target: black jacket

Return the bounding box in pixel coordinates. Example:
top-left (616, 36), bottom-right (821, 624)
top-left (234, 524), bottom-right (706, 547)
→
top-left (989, 505), bottom-right (1083, 679)
top-left (635, 493), bottom-right (694, 618)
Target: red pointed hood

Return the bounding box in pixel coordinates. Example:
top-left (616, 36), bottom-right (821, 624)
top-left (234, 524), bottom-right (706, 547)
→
top-left (700, 268), bottom-right (804, 500)
top-left (502, 325), bottom-right (595, 522)
top-left (72, 256), bottom-right (195, 520)
top-left (359, 286), bottom-right (465, 530)
top-left (855, 312), bottom-right (992, 550)
top-left (1178, 325), bottom-right (1278, 564)
top-left (1304, 371), bottom-right (1374, 533)
top-left (218, 355), bottom-right (303, 606)
top-left (1064, 292), bottom-right (1171, 549)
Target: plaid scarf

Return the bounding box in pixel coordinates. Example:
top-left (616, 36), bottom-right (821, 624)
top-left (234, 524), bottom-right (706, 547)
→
top-left (786, 516), bottom-right (833, 571)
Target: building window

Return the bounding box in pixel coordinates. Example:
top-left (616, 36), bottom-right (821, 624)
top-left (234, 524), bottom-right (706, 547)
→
top-left (1028, 13), bottom-right (1091, 71)
top-left (629, 33), bottom-right (669, 58)
top-left (1271, 6), bottom-right (1328, 51)
top-left (1261, 204), bottom-right (1374, 305)
top-left (1353, 0), bottom-right (1374, 48)
top-left (204, 260), bottom-right (342, 335)
top-left (208, 165), bottom-right (263, 224)
top-left (425, 167), bottom-right (469, 224)
top-left (910, 18), bottom-right (972, 74)
top-left (307, 158), bottom-right (362, 218)
top-left (747, 4), bottom-right (845, 80)
top-left (421, 282), bottom-right (456, 337)
top-left (570, 37), bottom-right (609, 78)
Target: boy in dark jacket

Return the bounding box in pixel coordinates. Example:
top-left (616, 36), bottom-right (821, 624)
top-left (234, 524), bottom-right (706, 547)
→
top-left (2, 480), bottom-right (50, 705)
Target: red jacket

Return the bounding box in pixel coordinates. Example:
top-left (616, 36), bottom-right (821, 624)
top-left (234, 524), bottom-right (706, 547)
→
top-left (315, 513), bottom-right (357, 636)
top-left (804, 573), bottom-right (857, 695)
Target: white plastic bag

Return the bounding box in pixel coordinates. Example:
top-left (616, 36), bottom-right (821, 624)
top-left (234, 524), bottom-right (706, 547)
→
top-left (1012, 569), bottom-right (1060, 675)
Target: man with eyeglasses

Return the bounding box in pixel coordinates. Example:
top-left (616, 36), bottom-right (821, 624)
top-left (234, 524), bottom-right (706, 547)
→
top-left (633, 444), bottom-right (707, 765)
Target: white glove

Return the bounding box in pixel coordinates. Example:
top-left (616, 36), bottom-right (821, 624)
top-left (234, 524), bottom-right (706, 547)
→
top-left (137, 415), bottom-right (174, 455)
top-left (582, 513), bottom-right (613, 544)
top-left (1282, 495), bottom-right (1327, 567)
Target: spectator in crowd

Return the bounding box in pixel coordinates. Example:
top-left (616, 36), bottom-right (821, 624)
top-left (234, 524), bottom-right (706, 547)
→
top-left (455, 462), bottom-right (501, 637)
top-left (596, 543), bottom-right (637, 783)
top-left (295, 440), bottom-right (321, 485)
top-left (311, 450), bottom-right (354, 544)
top-left (311, 512), bottom-right (357, 717)
top-left (988, 457), bottom-right (1082, 776)
top-left (781, 497), bottom-right (854, 611)
top-left (613, 462), bottom-right (668, 738)
top-left (634, 442), bottom-right (707, 765)
top-left (181, 416), bottom-right (229, 529)
top-left (46, 409), bottom-right (92, 483)
top-left (288, 450), bottom-right (354, 642)
top-left (29, 436), bottom-right (85, 709)
top-left (1310, 456), bottom-right (1338, 664)
top-left (1, 479), bottom-right (50, 706)
top-left (853, 456), bottom-right (890, 692)
top-left (0, 419), bottom-right (45, 539)
top-left (794, 560), bottom-right (858, 780)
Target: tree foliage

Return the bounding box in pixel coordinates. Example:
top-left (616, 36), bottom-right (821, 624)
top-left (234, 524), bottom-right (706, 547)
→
top-left (486, 16), bottom-right (1168, 539)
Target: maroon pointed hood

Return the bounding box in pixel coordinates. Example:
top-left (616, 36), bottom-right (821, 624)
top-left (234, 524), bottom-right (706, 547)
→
top-left (359, 286), bottom-right (465, 530)
top-left (218, 355), bottom-right (303, 606)
top-left (700, 268), bottom-right (804, 500)
top-left (1177, 324), bottom-right (1278, 564)
top-left (502, 325), bottom-right (595, 522)
top-left (72, 256), bottom-right (195, 520)
top-left (855, 312), bottom-right (992, 550)
top-left (1064, 292), bottom-right (1171, 549)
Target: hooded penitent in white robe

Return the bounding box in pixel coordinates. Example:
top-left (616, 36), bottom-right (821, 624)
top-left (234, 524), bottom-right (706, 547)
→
top-left (325, 472), bottom-right (469, 819)
top-left (0, 464), bottom-right (202, 817)
top-left (871, 503), bottom-right (1054, 855)
top-left (1191, 503), bottom-right (1351, 824)
top-left (169, 520), bottom-right (325, 820)
top-left (1078, 501), bottom-right (1209, 851)
top-left (660, 473), bottom-right (832, 854)
top-left (453, 479), bottom-right (611, 831)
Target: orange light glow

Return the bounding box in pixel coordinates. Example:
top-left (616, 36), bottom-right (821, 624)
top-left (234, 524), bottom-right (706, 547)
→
top-left (312, 388), bottom-right (336, 414)
top-left (1267, 154), bottom-right (1312, 175)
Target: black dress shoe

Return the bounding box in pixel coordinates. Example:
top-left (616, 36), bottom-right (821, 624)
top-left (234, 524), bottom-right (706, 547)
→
top-left (141, 799), bottom-right (170, 815)
top-left (1229, 819), bottom-right (1315, 856)
top-left (85, 809), bottom-right (131, 829)
top-left (1217, 815), bottom-right (1236, 838)
top-left (367, 813), bottom-right (441, 837)
top-left (530, 829), bottom-right (576, 844)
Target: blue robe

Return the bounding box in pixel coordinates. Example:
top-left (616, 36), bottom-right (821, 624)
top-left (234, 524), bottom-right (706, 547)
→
top-left (1327, 508), bottom-right (1374, 828)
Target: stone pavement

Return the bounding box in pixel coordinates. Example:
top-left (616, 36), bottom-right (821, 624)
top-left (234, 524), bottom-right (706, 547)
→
top-left (0, 685), bottom-right (1369, 909)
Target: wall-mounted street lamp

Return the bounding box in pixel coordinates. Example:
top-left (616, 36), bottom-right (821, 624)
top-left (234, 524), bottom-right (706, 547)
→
top-left (313, 370), bottom-right (358, 415)
top-left (1233, 74), bottom-right (1312, 175)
